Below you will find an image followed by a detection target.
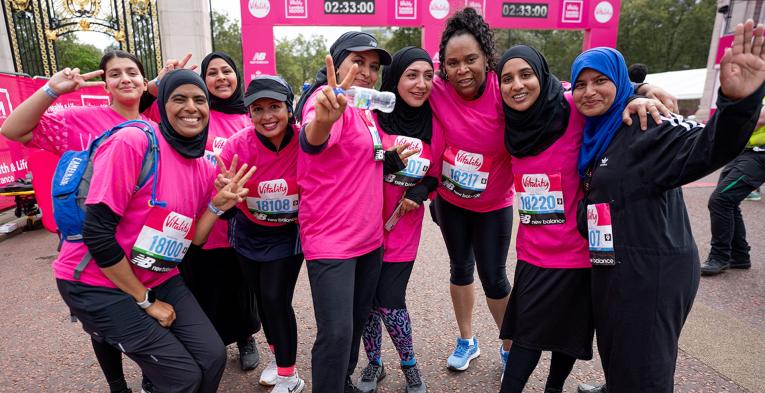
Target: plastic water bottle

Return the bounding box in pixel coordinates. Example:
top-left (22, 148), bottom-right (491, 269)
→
top-left (334, 86), bottom-right (396, 113)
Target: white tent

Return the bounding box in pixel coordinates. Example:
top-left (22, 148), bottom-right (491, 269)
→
top-left (643, 68), bottom-right (706, 100)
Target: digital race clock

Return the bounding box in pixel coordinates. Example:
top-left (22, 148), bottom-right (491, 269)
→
top-left (324, 0), bottom-right (376, 14)
top-left (502, 2), bottom-right (549, 18)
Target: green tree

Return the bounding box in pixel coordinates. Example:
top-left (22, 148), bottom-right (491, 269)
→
top-left (493, 29), bottom-right (583, 81)
top-left (211, 11), bottom-right (244, 73)
top-left (55, 34), bottom-right (102, 73)
top-left (380, 27), bottom-right (422, 55)
top-left (275, 34), bottom-right (328, 95)
top-left (617, 0), bottom-right (716, 73)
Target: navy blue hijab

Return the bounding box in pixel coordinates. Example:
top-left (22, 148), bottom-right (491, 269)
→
top-left (570, 47), bottom-right (633, 178)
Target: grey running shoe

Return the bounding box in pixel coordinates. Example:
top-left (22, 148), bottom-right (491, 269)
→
top-left (357, 362), bottom-right (386, 392)
top-left (402, 365), bottom-right (427, 393)
top-left (577, 383), bottom-right (608, 393)
top-left (237, 336), bottom-right (260, 371)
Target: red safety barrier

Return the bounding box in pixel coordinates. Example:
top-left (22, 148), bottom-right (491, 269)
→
top-left (0, 73), bottom-right (111, 232)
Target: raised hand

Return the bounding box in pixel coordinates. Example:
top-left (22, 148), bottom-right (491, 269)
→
top-left (157, 53), bottom-right (198, 83)
top-left (213, 153), bottom-right (239, 191)
top-left (313, 55), bottom-right (358, 126)
top-left (720, 19), bottom-right (765, 100)
top-left (47, 68), bottom-right (105, 96)
top-left (211, 161), bottom-right (256, 212)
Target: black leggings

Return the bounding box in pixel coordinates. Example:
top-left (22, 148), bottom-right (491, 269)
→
top-left (500, 344), bottom-right (576, 393)
top-left (432, 196), bottom-right (513, 299)
top-left (237, 254), bottom-right (303, 368)
top-left (91, 338), bottom-right (129, 393)
top-left (307, 247), bottom-right (383, 393)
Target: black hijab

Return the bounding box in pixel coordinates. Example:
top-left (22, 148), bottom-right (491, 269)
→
top-left (295, 31), bottom-right (391, 122)
top-left (497, 45), bottom-right (569, 158)
top-left (200, 51), bottom-right (247, 115)
top-left (157, 69), bottom-right (209, 158)
top-left (377, 47), bottom-right (433, 144)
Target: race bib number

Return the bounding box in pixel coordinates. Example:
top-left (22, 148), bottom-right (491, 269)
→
top-left (587, 203), bottom-right (615, 266)
top-left (242, 178), bottom-right (299, 224)
top-left (203, 137), bottom-right (228, 167)
top-left (441, 147), bottom-right (492, 199)
top-left (514, 173), bottom-right (565, 225)
top-left (382, 135), bottom-right (431, 187)
top-left (131, 208), bottom-right (195, 273)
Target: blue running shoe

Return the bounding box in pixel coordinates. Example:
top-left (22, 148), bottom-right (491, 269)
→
top-left (499, 345), bottom-right (509, 381)
top-left (447, 336), bottom-right (480, 371)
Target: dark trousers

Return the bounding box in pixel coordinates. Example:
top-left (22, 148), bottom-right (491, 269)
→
top-left (237, 253), bottom-right (304, 367)
top-left (307, 247), bottom-right (383, 393)
top-left (57, 275), bottom-right (226, 393)
top-left (179, 247), bottom-right (260, 345)
top-left (708, 150), bottom-right (765, 262)
top-left (432, 196), bottom-right (513, 299)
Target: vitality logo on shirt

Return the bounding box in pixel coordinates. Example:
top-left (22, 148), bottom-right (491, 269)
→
top-left (212, 137), bottom-right (227, 154)
top-left (521, 174), bottom-right (551, 193)
top-left (455, 150), bottom-right (484, 171)
top-left (163, 212), bottom-right (193, 238)
top-left (258, 179), bottom-right (289, 198)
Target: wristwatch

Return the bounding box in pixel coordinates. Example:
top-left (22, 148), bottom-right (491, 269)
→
top-left (136, 288), bottom-right (156, 309)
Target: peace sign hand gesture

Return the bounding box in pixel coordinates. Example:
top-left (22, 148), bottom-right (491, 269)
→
top-left (158, 52), bottom-right (198, 82)
top-left (720, 19), bottom-right (765, 101)
top-left (313, 55), bottom-right (359, 127)
top-left (211, 161), bottom-right (257, 212)
top-left (214, 153), bottom-right (240, 191)
top-left (47, 68), bottom-right (105, 96)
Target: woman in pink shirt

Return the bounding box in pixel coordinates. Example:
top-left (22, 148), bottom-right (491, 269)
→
top-left (219, 75), bottom-right (304, 393)
top-left (54, 69), bottom-right (252, 393)
top-left (1, 51), bottom-right (161, 393)
top-left (294, 31), bottom-right (392, 393)
top-left (357, 46), bottom-right (439, 393)
top-left (428, 8), bottom-right (514, 373)
top-left (496, 45), bottom-right (591, 393)
top-left (146, 51), bottom-right (261, 372)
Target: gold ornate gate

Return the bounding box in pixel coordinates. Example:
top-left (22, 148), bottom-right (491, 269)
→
top-left (2, 0), bottom-right (162, 78)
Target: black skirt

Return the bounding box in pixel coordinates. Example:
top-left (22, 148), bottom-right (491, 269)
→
top-left (179, 247), bottom-right (261, 345)
top-left (500, 260), bottom-right (594, 360)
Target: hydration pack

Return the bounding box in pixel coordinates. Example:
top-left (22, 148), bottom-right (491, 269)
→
top-left (51, 119), bottom-right (161, 279)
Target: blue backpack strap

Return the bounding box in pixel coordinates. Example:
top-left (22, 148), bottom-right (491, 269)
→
top-left (72, 120), bottom-right (164, 279)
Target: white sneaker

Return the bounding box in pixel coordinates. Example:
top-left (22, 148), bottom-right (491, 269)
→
top-left (259, 359), bottom-right (278, 386)
top-left (272, 371), bottom-right (305, 393)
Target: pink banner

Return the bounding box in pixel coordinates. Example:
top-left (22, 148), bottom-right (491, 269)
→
top-left (0, 73), bottom-right (111, 213)
top-left (241, 0), bottom-right (620, 81)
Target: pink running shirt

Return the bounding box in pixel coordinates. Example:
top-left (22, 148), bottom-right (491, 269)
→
top-left (511, 93), bottom-right (589, 268)
top-left (52, 127), bottom-right (215, 288)
top-left (219, 125), bottom-right (299, 227)
top-left (145, 103), bottom-right (249, 249)
top-left (380, 124), bottom-right (445, 262)
top-left (429, 72), bottom-right (515, 212)
top-left (297, 87), bottom-right (384, 260)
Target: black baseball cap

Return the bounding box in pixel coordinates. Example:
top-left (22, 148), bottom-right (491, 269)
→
top-left (331, 32), bottom-right (392, 66)
top-left (243, 75), bottom-right (294, 107)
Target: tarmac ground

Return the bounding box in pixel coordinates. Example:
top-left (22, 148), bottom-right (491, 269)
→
top-left (0, 170), bottom-right (762, 393)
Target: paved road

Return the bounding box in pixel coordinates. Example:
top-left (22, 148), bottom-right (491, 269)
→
top-left (0, 172), bottom-right (762, 392)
